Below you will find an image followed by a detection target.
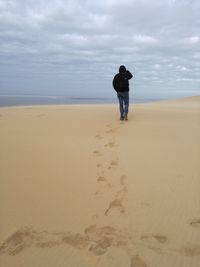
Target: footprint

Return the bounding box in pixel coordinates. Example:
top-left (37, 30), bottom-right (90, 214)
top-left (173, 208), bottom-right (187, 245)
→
top-left (105, 124), bottom-right (115, 133)
top-left (104, 142), bottom-right (116, 148)
top-left (105, 198), bottom-right (125, 216)
top-left (97, 176), bottom-right (107, 182)
top-left (111, 160), bottom-right (118, 166)
top-left (130, 255), bottom-right (147, 267)
top-left (97, 163), bottom-right (102, 168)
top-left (106, 127), bottom-right (119, 134)
top-left (93, 150), bottom-right (103, 157)
top-left (181, 244), bottom-right (200, 256)
top-left (95, 134), bottom-right (103, 140)
top-left (88, 237), bottom-right (112, 256)
top-left (141, 234), bottom-right (168, 244)
top-left (190, 218), bottom-right (200, 227)
top-left (0, 227), bottom-right (62, 255)
top-left (108, 160), bottom-right (119, 169)
top-left (0, 228), bottom-right (34, 255)
top-left (153, 235), bottom-right (168, 244)
top-left (84, 224), bottom-right (127, 253)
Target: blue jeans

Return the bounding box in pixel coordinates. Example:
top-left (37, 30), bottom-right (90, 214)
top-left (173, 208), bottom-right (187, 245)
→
top-left (117, 92), bottom-right (129, 117)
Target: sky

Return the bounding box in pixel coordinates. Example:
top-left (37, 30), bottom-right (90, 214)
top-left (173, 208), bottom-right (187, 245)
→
top-left (0, 0), bottom-right (200, 99)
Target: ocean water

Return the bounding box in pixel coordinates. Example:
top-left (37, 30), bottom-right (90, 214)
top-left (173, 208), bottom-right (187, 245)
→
top-left (0, 95), bottom-right (163, 107)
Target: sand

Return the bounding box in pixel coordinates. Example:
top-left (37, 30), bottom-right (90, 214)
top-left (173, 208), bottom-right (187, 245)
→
top-left (0, 96), bottom-right (200, 267)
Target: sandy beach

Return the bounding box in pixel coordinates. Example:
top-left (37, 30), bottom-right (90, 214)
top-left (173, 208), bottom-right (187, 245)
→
top-left (0, 96), bottom-right (200, 267)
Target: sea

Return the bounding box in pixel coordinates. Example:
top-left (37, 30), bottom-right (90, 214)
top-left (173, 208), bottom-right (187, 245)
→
top-left (0, 94), bottom-right (167, 107)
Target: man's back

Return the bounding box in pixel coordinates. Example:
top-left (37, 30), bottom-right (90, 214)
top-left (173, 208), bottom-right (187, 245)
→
top-left (113, 71), bottom-right (133, 92)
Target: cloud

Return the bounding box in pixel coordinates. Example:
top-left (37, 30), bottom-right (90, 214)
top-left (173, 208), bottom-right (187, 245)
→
top-left (132, 35), bottom-right (159, 45)
top-left (186, 36), bottom-right (200, 44)
top-left (0, 0), bottom-right (199, 98)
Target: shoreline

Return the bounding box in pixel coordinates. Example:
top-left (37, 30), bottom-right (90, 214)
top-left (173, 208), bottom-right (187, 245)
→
top-left (0, 94), bottom-right (199, 109)
top-left (1, 94), bottom-right (199, 108)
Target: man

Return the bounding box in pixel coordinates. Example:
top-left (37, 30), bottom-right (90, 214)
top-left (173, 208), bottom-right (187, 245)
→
top-left (112, 65), bottom-right (133, 120)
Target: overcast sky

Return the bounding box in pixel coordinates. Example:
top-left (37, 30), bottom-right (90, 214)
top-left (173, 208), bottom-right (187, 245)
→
top-left (0, 0), bottom-right (200, 99)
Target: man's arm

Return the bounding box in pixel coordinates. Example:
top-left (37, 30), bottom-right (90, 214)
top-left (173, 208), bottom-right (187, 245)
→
top-left (112, 75), bottom-right (119, 92)
top-left (126, 70), bottom-right (133, 80)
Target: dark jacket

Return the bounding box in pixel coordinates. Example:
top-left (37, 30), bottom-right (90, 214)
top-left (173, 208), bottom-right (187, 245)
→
top-left (112, 70), bottom-right (133, 92)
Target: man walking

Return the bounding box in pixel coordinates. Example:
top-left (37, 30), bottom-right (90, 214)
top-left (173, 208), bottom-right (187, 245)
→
top-left (112, 65), bottom-right (133, 120)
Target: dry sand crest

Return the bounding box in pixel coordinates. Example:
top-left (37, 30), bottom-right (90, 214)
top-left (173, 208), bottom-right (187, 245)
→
top-left (0, 96), bottom-right (200, 266)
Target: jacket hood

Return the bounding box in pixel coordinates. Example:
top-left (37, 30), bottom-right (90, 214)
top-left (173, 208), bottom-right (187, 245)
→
top-left (119, 65), bottom-right (126, 73)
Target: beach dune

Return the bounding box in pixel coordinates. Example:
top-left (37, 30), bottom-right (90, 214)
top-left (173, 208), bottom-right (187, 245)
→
top-left (0, 96), bottom-right (200, 267)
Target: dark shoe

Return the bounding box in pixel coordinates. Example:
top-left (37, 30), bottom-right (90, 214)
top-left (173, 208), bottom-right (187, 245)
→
top-left (124, 115), bottom-right (128, 121)
top-left (120, 116), bottom-right (124, 121)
